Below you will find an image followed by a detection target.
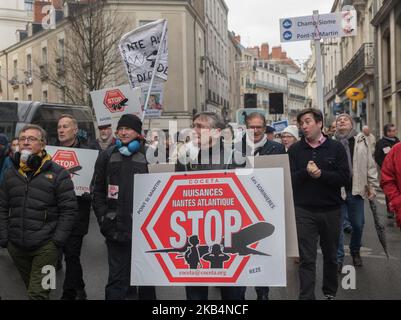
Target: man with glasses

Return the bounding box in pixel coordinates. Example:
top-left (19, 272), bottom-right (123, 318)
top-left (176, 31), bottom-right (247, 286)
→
top-left (0, 124), bottom-right (77, 299)
top-left (176, 112), bottom-right (245, 300)
top-left (234, 113), bottom-right (285, 168)
top-left (233, 112), bottom-right (285, 300)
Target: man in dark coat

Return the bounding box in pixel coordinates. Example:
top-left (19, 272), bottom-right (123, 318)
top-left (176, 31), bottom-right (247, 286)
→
top-left (56, 114), bottom-right (92, 300)
top-left (374, 123), bottom-right (399, 168)
top-left (0, 124), bottom-right (77, 299)
top-left (92, 114), bottom-right (155, 300)
top-left (374, 123), bottom-right (400, 218)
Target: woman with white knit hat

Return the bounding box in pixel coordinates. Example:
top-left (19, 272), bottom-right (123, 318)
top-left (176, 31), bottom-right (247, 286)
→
top-left (281, 125), bottom-right (299, 151)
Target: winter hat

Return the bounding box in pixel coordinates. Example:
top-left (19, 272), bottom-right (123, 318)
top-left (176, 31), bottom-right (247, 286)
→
top-left (266, 126), bottom-right (276, 134)
top-left (0, 134), bottom-right (9, 147)
top-left (282, 125), bottom-right (299, 140)
top-left (336, 113), bottom-right (355, 128)
top-left (117, 114), bottom-right (142, 134)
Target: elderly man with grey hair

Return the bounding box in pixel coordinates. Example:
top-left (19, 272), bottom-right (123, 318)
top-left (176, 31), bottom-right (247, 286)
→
top-left (334, 114), bottom-right (379, 270)
top-left (362, 125), bottom-right (376, 154)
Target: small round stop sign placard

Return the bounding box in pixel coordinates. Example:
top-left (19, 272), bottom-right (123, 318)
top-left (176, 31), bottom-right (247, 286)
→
top-left (103, 89), bottom-right (127, 113)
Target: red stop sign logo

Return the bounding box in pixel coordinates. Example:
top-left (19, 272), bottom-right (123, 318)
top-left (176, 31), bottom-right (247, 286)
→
top-left (103, 89), bottom-right (127, 113)
top-left (53, 150), bottom-right (80, 171)
top-left (141, 172), bottom-right (270, 283)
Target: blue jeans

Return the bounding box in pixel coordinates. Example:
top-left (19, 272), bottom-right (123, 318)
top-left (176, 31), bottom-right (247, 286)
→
top-left (337, 192), bottom-right (365, 263)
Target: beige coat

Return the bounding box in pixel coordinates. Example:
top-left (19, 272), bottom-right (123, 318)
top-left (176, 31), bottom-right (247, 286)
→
top-left (352, 133), bottom-right (380, 199)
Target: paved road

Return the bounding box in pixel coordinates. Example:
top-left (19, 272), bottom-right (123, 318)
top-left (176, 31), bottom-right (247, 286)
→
top-left (1, 197), bottom-right (400, 300)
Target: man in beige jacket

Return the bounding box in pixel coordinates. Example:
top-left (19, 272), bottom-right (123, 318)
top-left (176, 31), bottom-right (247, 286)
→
top-left (334, 114), bottom-right (379, 270)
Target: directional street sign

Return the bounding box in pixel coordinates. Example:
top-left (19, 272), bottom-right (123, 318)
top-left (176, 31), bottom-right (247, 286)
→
top-left (280, 10), bottom-right (357, 42)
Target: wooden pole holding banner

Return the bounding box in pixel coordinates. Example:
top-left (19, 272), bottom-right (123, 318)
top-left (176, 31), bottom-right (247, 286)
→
top-left (141, 19), bottom-right (168, 126)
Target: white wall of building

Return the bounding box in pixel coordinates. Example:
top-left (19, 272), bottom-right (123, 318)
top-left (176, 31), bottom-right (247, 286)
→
top-left (0, 0), bottom-right (32, 51)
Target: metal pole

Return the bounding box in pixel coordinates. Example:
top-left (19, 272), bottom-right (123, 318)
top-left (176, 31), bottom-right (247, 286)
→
top-left (313, 10), bottom-right (325, 115)
top-left (142, 19), bottom-right (168, 123)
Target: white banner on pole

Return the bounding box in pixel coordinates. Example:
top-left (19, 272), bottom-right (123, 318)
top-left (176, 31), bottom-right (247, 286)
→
top-left (46, 146), bottom-right (99, 196)
top-left (131, 169), bottom-right (286, 286)
top-left (90, 85), bottom-right (142, 130)
top-left (119, 19), bottom-right (168, 89)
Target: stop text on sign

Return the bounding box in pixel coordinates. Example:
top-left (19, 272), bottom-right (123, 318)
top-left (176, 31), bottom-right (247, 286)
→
top-left (170, 209), bottom-right (242, 248)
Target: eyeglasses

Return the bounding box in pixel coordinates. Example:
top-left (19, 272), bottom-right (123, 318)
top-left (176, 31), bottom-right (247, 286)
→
top-left (247, 126), bottom-right (264, 130)
top-left (192, 123), bottom-right (212, 130)
top-left (18, 136), bottom-right (41, 143)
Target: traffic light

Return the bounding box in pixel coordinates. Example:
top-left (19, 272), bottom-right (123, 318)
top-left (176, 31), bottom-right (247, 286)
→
top-left (244, 93), bottom-right (257, 109)
top-left (269, 93), bottom-right (284, 114)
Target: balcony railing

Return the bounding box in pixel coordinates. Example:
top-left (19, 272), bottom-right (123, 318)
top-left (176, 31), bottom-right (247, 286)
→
top-left (336, 43), bottom-right (374, 93)
top-left (255, 80), bottom-right (287, 93)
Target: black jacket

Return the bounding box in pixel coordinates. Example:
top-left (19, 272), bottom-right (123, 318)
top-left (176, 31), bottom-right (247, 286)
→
top-left (92, 146), bottom-right (148, 243)
top-left (288, 137), bottom-right (350, 211)
top-left (0, 156), bottom-right (78, 250)
top-left (175, 143), bottom-right (236, 172)
top-left (56, 137), bottom-right (91, 236)
top-left (233, 135), bottom-right (286, 167)
top-left (374, 136), bottom-right (400, 168)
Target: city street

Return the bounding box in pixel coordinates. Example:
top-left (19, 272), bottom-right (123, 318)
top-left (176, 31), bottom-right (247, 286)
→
top-left (1, 196), bottom-right (400, 300)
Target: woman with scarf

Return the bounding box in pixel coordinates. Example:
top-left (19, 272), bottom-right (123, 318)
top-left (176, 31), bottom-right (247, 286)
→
top-left (334, 114), bottom-right (379, 271)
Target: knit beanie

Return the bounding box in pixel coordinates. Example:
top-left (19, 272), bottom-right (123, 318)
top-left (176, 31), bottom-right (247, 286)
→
top-left (117, 114), bottom-right (142, 134)
top-left (336, 113), bottom-right (355, 128)
top-left (282, 125), bottom-right (299, 140)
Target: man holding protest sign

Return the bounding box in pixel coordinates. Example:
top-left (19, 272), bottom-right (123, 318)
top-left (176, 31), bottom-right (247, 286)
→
top-left (56, 114), bottom-right (91, 300)
top-left (92, 114), bottom-right (156, 300)
top-left (176, 112), bottom-right (246, 300)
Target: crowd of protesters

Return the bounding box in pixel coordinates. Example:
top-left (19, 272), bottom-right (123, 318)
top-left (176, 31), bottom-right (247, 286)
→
top-left (0, 107), bottom-right (400, 301)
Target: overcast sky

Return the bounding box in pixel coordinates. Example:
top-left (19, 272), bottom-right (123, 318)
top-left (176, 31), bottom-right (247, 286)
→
top-left (225, 0), bottom-right (334, 63)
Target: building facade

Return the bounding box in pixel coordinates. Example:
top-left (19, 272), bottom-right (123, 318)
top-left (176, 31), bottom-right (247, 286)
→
top-left (204, 0), bottom-right (229, 117)
top-left (0, 0), bottom-right (33, 51)
top-left (227, 31), bottom-right (241, 122)
top-left (0, 0), bottom-right (207, 131)
top-left (372, 0), bottom-right (401, 136)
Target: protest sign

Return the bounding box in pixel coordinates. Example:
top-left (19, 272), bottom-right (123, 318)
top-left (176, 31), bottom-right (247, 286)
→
top-left (47, 146), bottom-right (99, 196)
top-left (132, 169), bottom-right (286, 286)
top-left (90, 85), bottom-right (142, 130)
top-left (119, 19), bottom-right (168, 89)
top-left (141, 83), bottom-right (164, 119)
top-left (272, 120), bottom-right (289, 133)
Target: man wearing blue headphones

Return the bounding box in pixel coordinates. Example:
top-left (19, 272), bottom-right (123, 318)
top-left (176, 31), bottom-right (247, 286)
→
top-left (92, 114), bottom-right (156, 300)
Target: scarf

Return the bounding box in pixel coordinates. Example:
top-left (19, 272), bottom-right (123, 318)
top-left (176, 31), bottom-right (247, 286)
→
top-left (335, 129), bottom-right (357, 175)
top-left (246, 134), bottom-right (268, 156)
top-left (384, 136), bottom-right (397, 143)
top-left (19, 152), bottom-right (52, 177)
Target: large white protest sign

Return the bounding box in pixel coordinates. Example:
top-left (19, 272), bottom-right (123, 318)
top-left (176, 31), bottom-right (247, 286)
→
top-left (90, 85), bottom-right (142, 129)
top-left (132, 169), bottom-right (286, 286)
top-left (119, 19), bottom-right (168, 89)
top-left (46, 146), bottom-right (99, 196)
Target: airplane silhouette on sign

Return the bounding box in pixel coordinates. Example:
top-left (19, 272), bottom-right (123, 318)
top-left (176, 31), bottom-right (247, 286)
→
top-left (146, 221), bottom-right (275, 257)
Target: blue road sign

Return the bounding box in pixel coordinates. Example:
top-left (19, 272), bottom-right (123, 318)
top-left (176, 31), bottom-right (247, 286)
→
top-left (283, 31), bottom-right (292, 41)
top-left (282, 19), bottom-right (292, 29)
